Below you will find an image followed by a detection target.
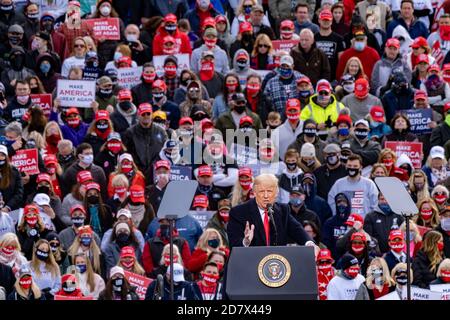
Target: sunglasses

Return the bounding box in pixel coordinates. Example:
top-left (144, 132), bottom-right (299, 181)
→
top-left (74, 44), bottom-right (85, 48)
top-left (141, 112), bottom-right (152, 117)
top-left (259, 44), bottom-right (270, 48)
top-left (189, 88), bottom-right (200, 92)
top-left (318, 91), bottom-right (330, 95)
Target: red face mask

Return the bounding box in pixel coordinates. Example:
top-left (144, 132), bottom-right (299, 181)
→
top-left (46, 133), bottom-right (61, 146)
top-left (216, 262), bottom-right (224, 272)
top-left (107, 142), bottom-right (122, 154)
top-left (443, 72), bottom-right (450, 83)
top-left (440, 24), bottom-right (450, 41)
top-left (1, 245), bottom-right (15, 256)
top-left (67, 118), bottom-right (80, 128)
top-left (164, 254), bottom-right (178, 266)
top-left (420, 209), bottom-right (433, 221)
top-left (281, 30), bottom-right (293, 40)
top-left (164, 65), bottom-right (177, 78)
top-left (47, 166), bottom-right (56, 175)
top-left (317, 263), bottom-right (333, 275)
top-left (201, 272), bottom-right (219, 286)
top-left (383, 159), bottom-right (394, 168)
top-left (25, 215), bottom-right (38, 227)
top-left (345, 265), bottom-right (360, 279)
top-left (225, 83), bottom-right (237, 92)
top-left (287, 110), bottom-right (300, 122)
top-left (199, 61), bottom-right (215, 81)
top-left (240, 180), bottom-right (252, 191)
top-left (260, 148), bottom-right (274, 159)
top-left (219, 210), bottom-right (229, 222)
top-left (121, 259), bottom-right (135, 269)
top-left (246, 83), bottom-right (260, 96)
top-left (389, 241), bottom-right (405, 253)
top-left (441, 270), bottom-right (450, 283)
top-left (121, 163), bottom-right (133, 173)
top-left (351, 243), bottom-right (365, 254)
top-left (438, 242), bottom-right (445, 252)
top-left (114, 187), bottom-right (128, 198)
top-left (142, 72), bottom-right (156, 84)
top-left (162, 47), bottom-right (177, 55)
top-left (19, 276), bottom-right (32, 289)
top-left (434, 194), bottom-right (447, 205)
top-left (204, 38), bottom-right (217, 49)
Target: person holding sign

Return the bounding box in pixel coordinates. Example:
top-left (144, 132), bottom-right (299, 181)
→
top-left (7, 264), bottom-right (45, 300)
top-left (355, 257), bottom-right (397, 300)
top-left (0, 145), bottom-right (23, 213)
top-left (153, 13), bottom-right (192, 56)
top-left (98, 266), bottom-right (139, 300)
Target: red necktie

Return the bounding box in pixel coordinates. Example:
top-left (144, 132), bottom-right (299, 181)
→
top-left (264, 209), bottom-right (270, 246)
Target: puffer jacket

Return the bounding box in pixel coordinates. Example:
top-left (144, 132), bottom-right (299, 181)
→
top-left (300, 94), bottom-right (345, 126)
top-left (371, 54), bottom-right (412, 96)
top-left (290, 43), bottom-right (331, 86)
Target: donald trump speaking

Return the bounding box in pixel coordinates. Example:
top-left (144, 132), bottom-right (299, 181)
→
top-left (227, 174), bottom-right (318, 251)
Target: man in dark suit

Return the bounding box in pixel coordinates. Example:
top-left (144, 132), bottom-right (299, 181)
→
top-left (227, 173), bottom-right (319, 252)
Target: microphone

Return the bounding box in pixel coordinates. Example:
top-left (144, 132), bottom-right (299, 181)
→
top-left (266, 203), bottom-right (277, 246)
top-left (155, 274), bottom-right (164, 300)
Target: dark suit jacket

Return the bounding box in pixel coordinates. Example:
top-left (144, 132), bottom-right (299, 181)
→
top-left (227, 198), bottom-right (312, 248)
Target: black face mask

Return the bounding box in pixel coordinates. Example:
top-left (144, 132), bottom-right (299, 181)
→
top-left (286, 162), bottom-right (297, 171)
top-left (37, 185), bottom-right (50, 194)
top-left (42, 22), bottom-right (54, 33)
top-left (354, 129), bottom-right (369, 140)
top-left (30, 87), bottom-right (40, 94)
top-left (58, 154), bottom-right (74, 164)
top-left (160, 224), bottom-right (170, 239)
top-left (242, 33), bottom-right (253, 42)
top-left (9, 36), bottom-right (21, 45)
top-left (96, 122), bottom-right (109, 132)
top-left (116, 233), bottom-right (130, 246)
top-left (119, 101), bottom-right (133, 112)
top-left (0, 4), bottom-right (13, 13)
top-left (192, 113), bottom-right (207, 121)
top-left (396, 275), bottom-right (408, 285)
top-left (10, 55), bottom-right (24, 70)
top-left (180, 78), bottom-right (191, 87)
top-left (112, 278), bottom-right (123, 291)
top-left (36, 249), bottom-right (49, 261)
top-left (234, 105), bottom-right (246, 114)
top-left (346, 168), bottom-right (360, 177)
top-left (303, 128), bottom-right (317, 137)
top-left (87, 195), bottom-right (99, 205)
top-left (71, 217), bottom-right (85, 228)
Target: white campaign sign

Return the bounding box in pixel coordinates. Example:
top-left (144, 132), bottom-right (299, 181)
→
top-left (430, 283), bottom-right (450, 300)
top-left (402, 286), bottom-right (442, 300)
top-left (118, 67), bottom-right (143, 89)
top-left (57, 79), bottom-right (96, 107)
top-left (153, 54), bottom-right (190, 77)
top-left (376, 291), bottom-right (401, 300)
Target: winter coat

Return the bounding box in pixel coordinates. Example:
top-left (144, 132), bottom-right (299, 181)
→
top-left (348, 137), bottom-right (382, 167)
top-left (412, 250), bottom-right (438, 288)
top-left (290, 43), bottom-right (331, 86)
top-left (371, 54), bottom-right (412, 96)
top-left (152, 26), bottom-right (192, 56)
top-left (364, 209), bottom-right (405, 254)
top-left (0, 166), bottom-right (24, 211)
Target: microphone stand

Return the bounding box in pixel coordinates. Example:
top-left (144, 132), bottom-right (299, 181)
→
top-left (267, 204), bottom-right (277, 246)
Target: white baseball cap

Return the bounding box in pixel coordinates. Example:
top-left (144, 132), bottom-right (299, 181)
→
top-left (110, 266), bottom-right (125, 278)
top-left (33, 193), bottom-right (50, 206)
top-left (166, 263), bottom-right (185, 282)
top-left (116, 208), bottom-right (131, 219)
top-left (0, 145), bottom-right (7, 156)
top-left (430, 146), bottom-right (445, 159)
top-left (280, 55), bottom-right (294, 67)
top-left (118, 153), bottom-right (133, 163)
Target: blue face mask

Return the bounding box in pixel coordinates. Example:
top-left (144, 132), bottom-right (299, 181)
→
top-left (338, 128), bottom-right (349, 136)
top-left (299, 90), bottom-right (311, 98)
top-left (76, 264), bottom-right (87, 274)
top-left (2, 137), bottom-right (14, 147)
top-left (317, 94), bottom-right (329, 104)
top-left (244, 6), bottom-right (252, 14)
top-left (379, 203), bottom-right (391, 214)
top-left (80, 237), bottom-right (92, 247)
top-left (354, 41), bottom-right (365, 51)
top-left (289, 197), bottom-right (303, 207)
top-left (337, 204), bottom-right (348, 215)
top-left (279, 67), bottom-right (293, 78)
top-left (371, 121), bottom-right (381, 127)
top-left (40, 62), bottom-right (51, 73)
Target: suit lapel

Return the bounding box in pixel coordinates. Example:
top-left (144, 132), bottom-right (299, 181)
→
top-left (249, 199), bottom-right (266, 245)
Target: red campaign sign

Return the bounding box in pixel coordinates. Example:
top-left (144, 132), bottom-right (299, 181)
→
top-left (86, 18), bottom-right (120, 40)
top-left (272, 40), bottom-right (299, 52)
top-left (124, 270), bottom-right (153, 300)
top-left (11, 148), bottom-right (39, 175)
top-left (54, 295), bottom-right (94, 300)
top-left (385, 141), bottom-right (423, 169)
top-left (30, 94), bottom-right (52, 118)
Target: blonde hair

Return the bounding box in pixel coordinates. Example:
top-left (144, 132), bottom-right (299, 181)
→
top-left (111, 174), bottom-right (129, 188)
top-left (414, 197), bottom-right (440, 228)
top-left (116, 44), bottom-right (132, 57)
top-left (83, 36), bottom-right (97, 52)
top-left (370, 163), bottom-right (388, 177)
top-left (391, 262), bottom-right (413, 283)
top-left (118, 254), bottom-right (145, 276)
top-left (68, 231), bottom-right (102, 273)
top-left (236, 0), bottom-right (257, 15)
top-left (231, 175), bottom-right (254, 207)
top-left (437, 259), bottom-right (450, 277)
top-left (159, 243), bottom-right (183, 266)
top-left (30, 239), bottom-right (60, 278)
top-left (0, 232), bottom-right (22, 252)
top-left (252, 34), bottom-right (273, 56)
top-left (71, 37), bottom-right (87, 57)
top-left (365, 257), bottom-right (396, 289)
top-left (343, 56), bottom-right (367, 79)
top-left (377, 148), bottom-right (397, 164)
top-left (74, 253), bottom-right (96, 292)
top-left (28, 131), bottom-right (46, 150)
top-left (253, 173), bottom-right (279, 190)
top-left (408, 170), bottom-right (431, 203)
top-left (14, 267), bottom-right (42, 299)
top-left (400, 220), bottom-right (422, 244)
top-left (44, 121), bottom-right (63, 140)
top-left (196, 228), bottom-right (224, 250)
top-left (18, 211), bottom-right (45, 233)
top-left (422, 230), bottom-right (444, 273)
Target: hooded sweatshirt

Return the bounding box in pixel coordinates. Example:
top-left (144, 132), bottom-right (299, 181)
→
top-left (302, 173), bottom-right (332, 224)
top-left (230, 49), bottom-right (257, 87)
top-left (191, 44), bottom-right (229, 75)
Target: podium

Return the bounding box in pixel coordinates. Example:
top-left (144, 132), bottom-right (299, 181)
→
top-left (226, 246), bottom-right (318, 300)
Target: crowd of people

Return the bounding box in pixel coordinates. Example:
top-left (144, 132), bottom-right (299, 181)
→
top-left (0, 0), bottom-right (449, 301)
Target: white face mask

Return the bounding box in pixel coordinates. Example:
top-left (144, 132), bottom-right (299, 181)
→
top-left (441, 217), bottom-right (450, 231)
top-left (343, 83), bottom-right (354, 92)
top-left (81, 154), bottom-right (94, 165)
top-left (100, 6), bottom-right (111, 16)
top-left (126, 34), bottom-right (138, 42)
top-left (198, 0), bottom-right (210, 9)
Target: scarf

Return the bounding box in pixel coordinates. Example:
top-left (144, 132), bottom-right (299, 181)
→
top-left (89, 205), bottom-right (102, 237)
top-left (129, 204), bottom-right (145, 227)
top-left (432, 166), bottom-right (448, 182)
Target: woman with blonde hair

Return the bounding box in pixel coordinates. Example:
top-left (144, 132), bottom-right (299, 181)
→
top-left (230, 0), bottom-right (271, 38)
top-left (342, 57), bottom-right (368, 81)
top-left (251, 34), bottom-right (275, 70)
top-left (83, 36), bottom-right (97, 52)
top-left (369, 163), bottom-right (388, 181)
top-left (106, 174), bottom-right (130, 211)
top-left (431, 184), bottom-right (449, 211)
top-left (73, 253), bottom-right (105, 299)
top-left (415, 198), bottom-right (440, 231)
top-left (7, 264), bottom-right (45, 300)
top-left (377, 148), bottom-right (409, 181)
top-left (83, 111), bottom-right (115, 155)
top-left (105, 43), bottom-right (138, 72)
top-left (117, 246), bottom-right (145, 276)
top-left (67, 225), bottom-right (102, 274)
top-left (151, 243), bottom-right (192, 280)
top-left (43, 121), bottom-right (64, 156)
top-left (391, 262), bottom-right (413, 298)
top-left (0, 233), bottom-right (27, 276)
top-left (107, 153), bottom-right (146, 198)
top-left (408, 170), bottom-right (431, 204)
top-left (29, 239), bottom-right (61, 298)
top-left (355, 257), bottom-right (396, 300)
top-left (412, 230), bottom-right (445, 288)
top-left (231, 167), bottom-right (254, 207)
top-left (430, 258), bottom-right (450, 285)
top-left (61, 37), bottom-right (87, 78)
top-left (186, 229), bottom-right (229, 277)
top-left (400, 220), bottom-right (423, 258)
top-left (17, 204), bottom-right (50, 260)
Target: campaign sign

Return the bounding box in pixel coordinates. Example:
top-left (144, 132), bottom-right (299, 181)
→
top-left (86, 18), bottom-right (120, 40)
top-left (124, 270), bottom-right (153, 300)
top-left (170, 165), bottom-right (192, 181)
top-left (30, 94), bottom-right (52, 118)
top-left (57, 79), bottom-right (96, 108)
top-left (402, 286), bottom-right (442, 300)
top-left (402, 109), bottom-right (433, 135)
top-left (189, 210), bottom-right (215, 230)
top-left (229, 143), bottom-right (258, 166)
top-left (384, 141), bottom-right (423, 169)
top-left (375, 291), bottom-right (401, 300)
top-left (11, 149), bottom-right (39, 175)
top-left (430, 283), bottom-right (450, 300)
top-left (54, 295), bottom-right (94, 300)
top-left (153, 54), bottom-right (190, 77)
top-left (272, 40), bottom-right (299, 52)
top-left (118, 67), bottom-right (143, 89)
